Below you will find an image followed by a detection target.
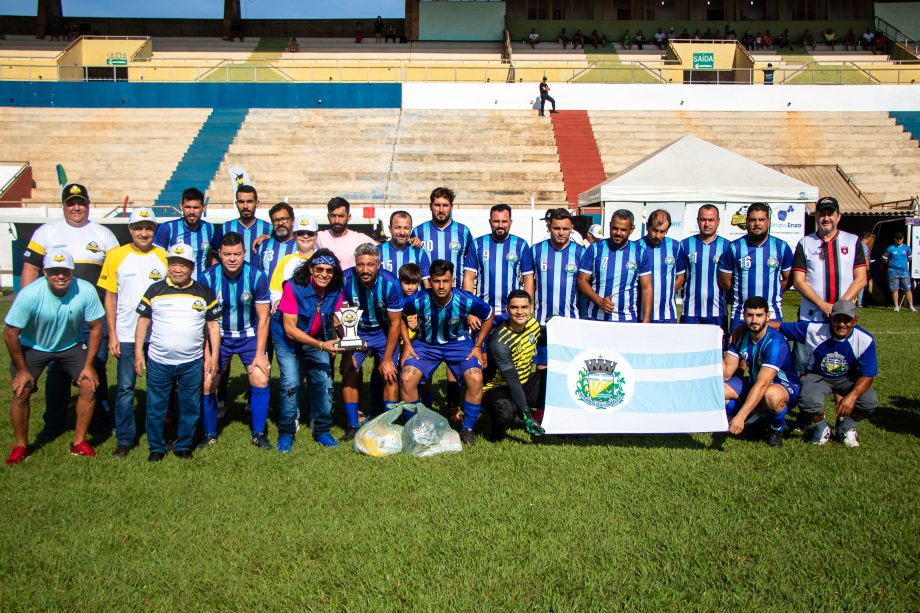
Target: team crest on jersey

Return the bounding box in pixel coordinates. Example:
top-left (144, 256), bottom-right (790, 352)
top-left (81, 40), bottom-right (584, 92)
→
top-left (201, 241), bottom-right (209, 251)
top-left (241, 291), bottom-right (252, 303)
top-left (565, 263), bottom-right (578, 273)
top-left (86, 241), bottom-right (101, 253)
top-left (191, 299), bottom-right (206, 312)
top-left (482, 249), bottom-right (490, 261)
top-left (767, 256), bottom-right (780, 269)
top-left (665, 255), bottom-right (676, 267)
top-left (626, 260), bottom-right (638, 270)
top-left (506, 252), bottom-right (518, 263)
top-left (841, 246), bottom-right (849, 255)
top-left (449, 240), bottom-right (461, 252)
top-left (568, 350), bottom-right (635, 411)
top-left (149, 269), bottom-right (163, 281)
top-left (713, 253), bottom-right (721, 263)
top-left (820, 352), bottom-right (849, 377)
top-left (528, 332), bottom-right (536, 345)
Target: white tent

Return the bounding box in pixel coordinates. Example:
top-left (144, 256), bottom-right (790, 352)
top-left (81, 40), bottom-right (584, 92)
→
top-left (578, 135), bottom-right (819, 247)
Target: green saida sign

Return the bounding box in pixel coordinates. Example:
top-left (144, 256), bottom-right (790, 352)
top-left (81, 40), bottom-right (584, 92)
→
top-left (692, 52), bottom-right (714, 69)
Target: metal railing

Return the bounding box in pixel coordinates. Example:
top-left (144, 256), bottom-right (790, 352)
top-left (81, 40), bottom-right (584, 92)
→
top-left (875, 17), bottom-right (920, 59)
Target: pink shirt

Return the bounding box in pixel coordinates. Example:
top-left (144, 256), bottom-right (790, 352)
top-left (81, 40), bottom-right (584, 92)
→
top-left (315, 228), bottom-right (374, 270)
top-left (278, 282), bottom-right (344, 338)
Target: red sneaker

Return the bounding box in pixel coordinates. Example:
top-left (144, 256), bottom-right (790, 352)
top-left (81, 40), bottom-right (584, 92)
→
top-left (69, 440), bottom-right (96, 458)
top-left (6, 445), bottom-right (28, 465)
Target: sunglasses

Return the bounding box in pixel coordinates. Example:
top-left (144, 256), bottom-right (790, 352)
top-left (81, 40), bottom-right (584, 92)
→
top-left (295, 231), bottom-right (317, 237)
top-left (312, 266), bottom-right (334, 276)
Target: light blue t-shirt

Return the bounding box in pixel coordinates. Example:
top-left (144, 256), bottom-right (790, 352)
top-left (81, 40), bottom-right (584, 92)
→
top-left (884, 244), bottom-right (911, 277)
top-left (5, 278), bottom-right (105, 352)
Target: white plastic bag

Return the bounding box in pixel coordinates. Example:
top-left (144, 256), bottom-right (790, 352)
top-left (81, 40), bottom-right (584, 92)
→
top-left (402, 404), bottom-right (463, 457)
top-left (354, 406), bottom-right (403, 457)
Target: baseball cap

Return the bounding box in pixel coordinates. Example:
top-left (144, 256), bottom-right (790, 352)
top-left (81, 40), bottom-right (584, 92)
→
top-left (588, 224), bottom-right (604, 239)
top-left (62, 183), bottom-right (89, 204)
top-left (166, 243), bottom-right (196, 264)
top-left (830, 300), bottom-right (857, 319)
top-left (128, 207), bottom-right (157, 226)
top-left (42, 249), bottom-right (75, 270)
top-left (816, 196), bottom-right (839, 213)
top-left (293, 215), bottom-right (319, 233)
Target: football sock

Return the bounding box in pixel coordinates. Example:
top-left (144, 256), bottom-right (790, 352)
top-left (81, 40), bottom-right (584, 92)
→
top-left (250, 386), bottom-right (270, 435)
top-left (725, 399), bottom-right (737, 415)
top-left (770, 404), bottom-right (789, 431)
top-left (383, 401), bottom-right (397, 414)
top-left (403, 398), bottom-right (419, 421)
top-left (202, 393), bottom-right (218, 437)
top-left (344, 402), bottom-right (360, 429)
top-left (462, 400), bottom-right (481, 431)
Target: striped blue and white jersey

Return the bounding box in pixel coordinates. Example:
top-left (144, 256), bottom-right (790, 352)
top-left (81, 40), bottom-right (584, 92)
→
top-left (465, 234), bottom-right (534, 318)
top-left (719, 235), bottom-right (793, 321)
top-left (403, 288), bottom-right (493, 345)
top-left (153, 218), bottom-right (216, 279)
top-left (531, 239), bottom-right (584, 323)
top-left (342, 268), bottom-right (405, 332)
top-left (680, 235), bottom-right (728, 318)
top-left (377, 241), bottom-right (432, 280)
top-left (255, 236), bottom-right (298, 279)
top-left (199, 261), bottom-right (270, 338)
top-left (640, 236), bottom-right (686, 322)
top-left (412, 220), bottom-right (475, 286)
top-left (578, 239), bottom-right (651, 322)
top-left (727, 326), bottom-right (798, 386)
top-left (214, 218), bottom-right (272, 263)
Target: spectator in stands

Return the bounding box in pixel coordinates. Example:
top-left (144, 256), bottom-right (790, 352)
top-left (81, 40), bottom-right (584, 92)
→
top-left (742, 31), bottom-right (755, 51)
top-left (693, 29), bottom-right (703, 40)
top-left (374, 16), bottom-right (384, 44)
top-left (654, 27), bottom-right (667, 50)
top-left (315, 196), bottom-right (374, 270)
top-left (763, 30), bottom-right (773, 50)
top-left (49, 20), bottom-right (63, 41)
top-left (824, 27), bottom-right (837, 51)
top-left (634, 30), bottom-right (646, 50)
top-left (762, 63), bottom-right (775, 85)
top-left (622, 29), bottom-right (632, 50)
top-left (527, 29), bottom-right (540, 48)
top-left (703, 27), bottom-right (715, 39)
top-left (724, 23), bottom-right (737, 40)
top-left (385, 23), bottom-right (398, 43)
top-left (589, 30), bottom-right (606, 49)
top-left (802, 28), bottom-right (816, 50)
top-left (572, 29), bottom-right (585, 49)
top-left (355, 22), bottom-right (364, 44)
top-left (777, 29), bottom-right (792, 50)
top-left (873, 32), bottom-right (887, 54)
top-left (230, 20), bottom-right (244, 42)
top-left (558, 28), bottom-right (571, 49)
top-left (288, 37), bottom-right (299, 53)
top-left (538, 76), bottom-right (557, 116)
top-left (679, 28), bottom-right (690, 40)
top-left (754, 32), bottom-right (764, 50)
top-left (842, 28), bottom-right (856, 51)
top-left (860, 28), bottom-right (874, 50)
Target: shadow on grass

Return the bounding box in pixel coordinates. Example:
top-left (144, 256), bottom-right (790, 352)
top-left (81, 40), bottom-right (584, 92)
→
top-left (870, 395), bottom-right (920, 438)
top-left (532, 432), bottom-right (711, 449)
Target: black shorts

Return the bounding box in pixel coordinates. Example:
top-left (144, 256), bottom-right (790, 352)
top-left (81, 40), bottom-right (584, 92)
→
top-left (11, 344), bottom-right (88, 388)
top-left (482, 371), bottom-right (546, 425)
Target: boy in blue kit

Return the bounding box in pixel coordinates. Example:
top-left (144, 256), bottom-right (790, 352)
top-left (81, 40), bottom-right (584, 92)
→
top-left (400, 259), bottom-right (494, 444)
top-left (723, 296), bottom-right (799, 448)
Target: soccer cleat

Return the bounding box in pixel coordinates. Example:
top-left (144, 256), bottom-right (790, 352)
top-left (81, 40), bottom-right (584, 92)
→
top-left (893, 306), bottom-right (900, 312)
top-left (277, 434), bottom-right (294, 454)
top-left (460, 428), bottom-right (476, 445)
top-left (6, 445), bottom-right (28, 465)
top-left (250, 432), bottom-right (272, 450)
top-left (148, 451), bottom-right (165, 462)
top-left (196, 435), bottom-right (218, 450)
top-left (69, 440), bottom-right (96, 458)
top-left (807, 423), bottom-right (831, 445)
top-left (173, 449), bottom-right (193, 459)
top-left (314, 433), bottom-right (339, 448)
top-left (339, 426), bottom-right (359, 443)
top-left (910, 307), bottom-right (917, 312)
top-left (112, 445), bottom-right (131, 458)
top-left (766, 429), bottom-right (783, 448)
top-left (840, 429), bottom-right (860, 448)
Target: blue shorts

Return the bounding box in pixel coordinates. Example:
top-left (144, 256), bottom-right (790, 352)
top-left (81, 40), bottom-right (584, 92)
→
top-left (404, 339), bottom-right (482, 382)
top-left (681, 315), bottom-right (724, 327)
top-left (888, 274), bottom-right (910, 292)
top-left (219, 336), bottom-right (259, 371)
top-left (650, 317), bottom-right (678, 324)
top-left (346, 328), bottom-right (399, 371)
top-left (726, 376), bottom-right (800, 412)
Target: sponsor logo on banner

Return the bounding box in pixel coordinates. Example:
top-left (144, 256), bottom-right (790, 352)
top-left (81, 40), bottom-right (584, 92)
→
top-left (730, 206), bottom-right (749, 230)
top-left (568, 350), bottom-right (635, 411)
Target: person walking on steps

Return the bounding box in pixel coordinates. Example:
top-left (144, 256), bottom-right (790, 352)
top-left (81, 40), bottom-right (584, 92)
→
top-left (539, 76), bottom-right (557, 117)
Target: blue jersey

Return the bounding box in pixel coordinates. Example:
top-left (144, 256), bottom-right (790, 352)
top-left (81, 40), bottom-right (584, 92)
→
top-left (153, 218), bottom-right (216, 279)
top-left (256, 236), bottom-right (298, 279)
top-left (883, 244), bottom-right (911, 276)
top-left (641, 236), bottom-right (686, 322)
top-left (199, 261), bottom-right (270, 338)
top-left (465, 234), bottom-right (534, 318)
top-left (681, 235), bottom-right (728, 319)
top-left (403, 288), bottom-right (492, 345)
top-left (215, 218), bottom-right (272, 263)
top-left (778, 322), bottom-right (877, 380)
top-left (412, 220), bottom-right (475, 286)
top-left (342, 268), bottom-right (405, 332)
top-left (719, 235), bottom-right (793, 321)
top-left (531, 239), bottom-right (584, 323)
top-left (377, 241), bottom-right (431, 280)
top-left (578, 239), bottom-right (651, 322)
top-left (727, 326), bottom-right (798, 386)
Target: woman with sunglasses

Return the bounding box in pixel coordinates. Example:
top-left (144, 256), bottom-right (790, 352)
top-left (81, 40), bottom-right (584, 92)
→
top-left (278, 248), bottom-right (345, 451)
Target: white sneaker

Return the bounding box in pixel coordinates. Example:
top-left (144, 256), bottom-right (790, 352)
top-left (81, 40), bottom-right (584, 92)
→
top-left (894, 306), bottom-right (900, 312)
top-left (910, 307), bottom-right (917, 312)
top-left (808, 422), bottom-right (831, 445)
top-left (841, 428), bottom-right (860, 448)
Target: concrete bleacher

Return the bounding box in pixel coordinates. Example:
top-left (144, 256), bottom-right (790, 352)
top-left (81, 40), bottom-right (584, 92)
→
top-left (589, 111), bottom-right (920, 204)
top-left (0, 107), bottom-right (211, 207)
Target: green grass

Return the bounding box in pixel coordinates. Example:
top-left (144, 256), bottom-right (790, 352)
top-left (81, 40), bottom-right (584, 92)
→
top-left (1, 293), bottom-right (918, 609)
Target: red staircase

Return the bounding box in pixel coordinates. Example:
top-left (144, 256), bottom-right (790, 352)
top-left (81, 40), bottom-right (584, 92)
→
top-left (550, 110), bottom-right (607, 207)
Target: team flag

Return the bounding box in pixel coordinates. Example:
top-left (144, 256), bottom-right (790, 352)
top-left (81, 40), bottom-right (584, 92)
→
top-left (542, 318), bottom-right (727, 434)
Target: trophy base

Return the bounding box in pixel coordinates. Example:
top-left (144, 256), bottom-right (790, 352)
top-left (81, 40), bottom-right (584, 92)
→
top-left (337, 338), bottom-right (366, 350)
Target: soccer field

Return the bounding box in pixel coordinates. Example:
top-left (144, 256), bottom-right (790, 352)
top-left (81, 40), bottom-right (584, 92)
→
top-left (1, 293), bottom-right (918, 609)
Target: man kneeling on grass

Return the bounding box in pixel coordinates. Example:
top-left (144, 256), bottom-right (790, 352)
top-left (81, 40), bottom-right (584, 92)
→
top-left (722, 296), bottom-right (800, 447)
top-left (5, 249), bottom-right (104, 465)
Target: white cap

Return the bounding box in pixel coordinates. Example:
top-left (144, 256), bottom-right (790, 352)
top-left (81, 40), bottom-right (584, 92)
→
top-left (588, 224), bottom-right (604, 239)
top-left (293, 215), bottom-right (318, 233)
top-left (128, 207), bottom-right (157, 226)
top-left (43, 249), bottom-right (75, 270)
top-left (166, 243), bottom-right (196, 265)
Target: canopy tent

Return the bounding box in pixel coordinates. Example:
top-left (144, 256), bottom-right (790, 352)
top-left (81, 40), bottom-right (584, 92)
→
top-left (579, 135), bottom-right (819, 206)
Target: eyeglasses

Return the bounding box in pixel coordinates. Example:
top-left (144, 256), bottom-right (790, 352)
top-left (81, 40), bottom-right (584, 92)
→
top-left (312, 266), bottom-right (334, 276)
top-left (271, 216), bottom-right (292, 224)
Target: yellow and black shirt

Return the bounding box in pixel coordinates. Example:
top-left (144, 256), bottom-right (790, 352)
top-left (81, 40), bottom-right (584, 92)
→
top-left (483, 317), bottom-right (543, 392)
top-left (136, 278), bottom-right (220, 366)
top-left (23, 219), bottom-right (119, 290)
